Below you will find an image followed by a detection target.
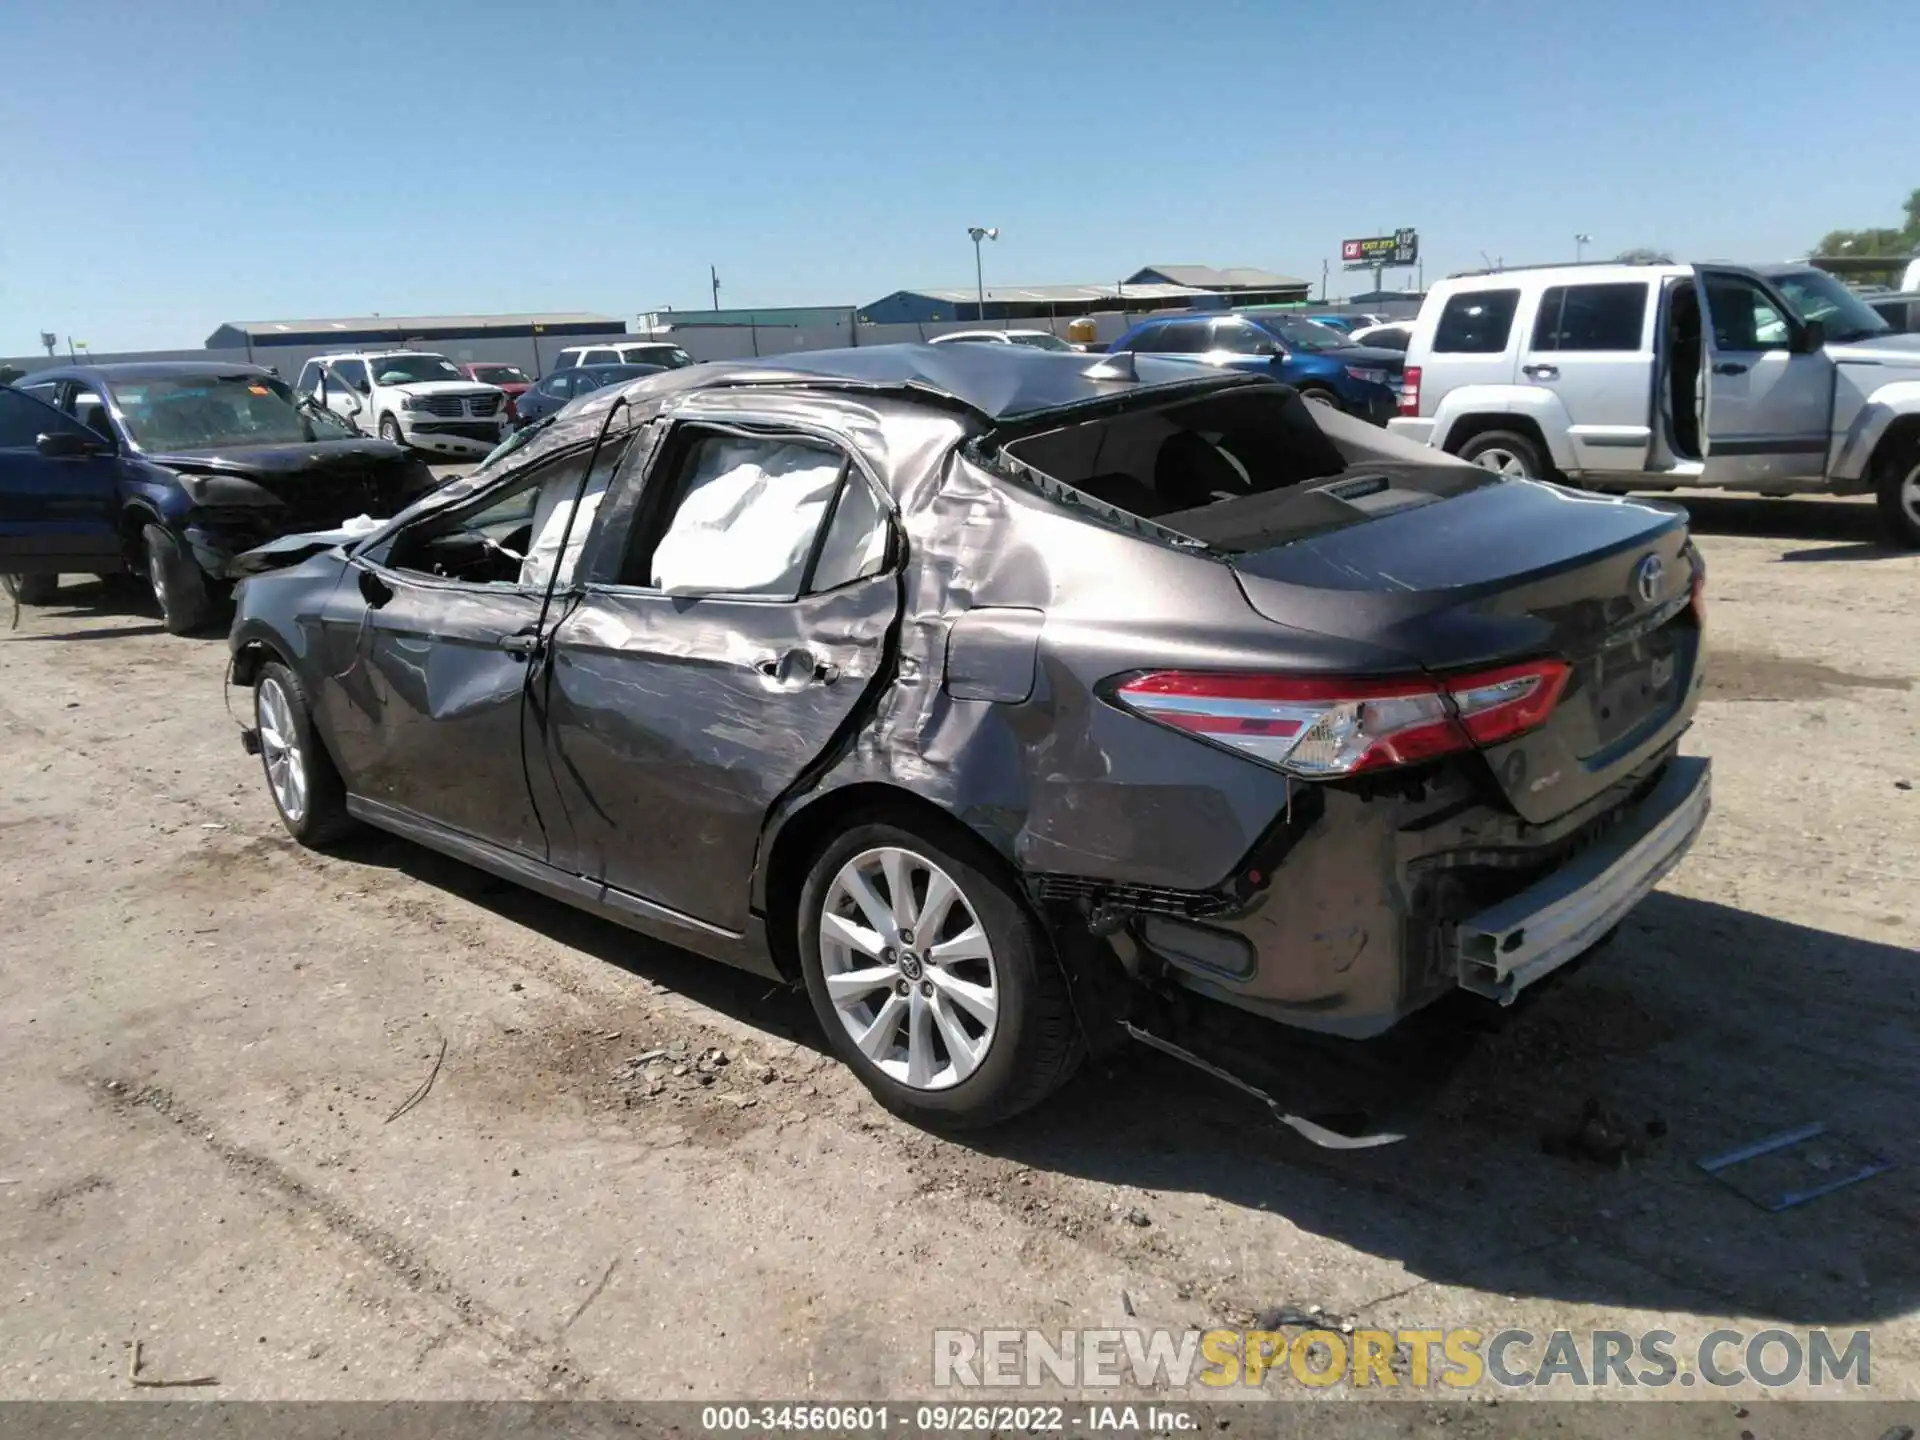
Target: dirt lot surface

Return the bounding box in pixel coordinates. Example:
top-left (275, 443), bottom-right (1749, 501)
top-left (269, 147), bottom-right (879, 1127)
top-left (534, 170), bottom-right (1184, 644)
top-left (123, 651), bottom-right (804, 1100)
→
top-left (2, 491), bottom-right (1916, 1419)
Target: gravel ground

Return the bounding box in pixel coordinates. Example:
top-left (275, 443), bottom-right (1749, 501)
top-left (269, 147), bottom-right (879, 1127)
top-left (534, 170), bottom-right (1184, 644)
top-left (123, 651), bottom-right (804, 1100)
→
top-left (1, 490), bottom-right (1915, 1416)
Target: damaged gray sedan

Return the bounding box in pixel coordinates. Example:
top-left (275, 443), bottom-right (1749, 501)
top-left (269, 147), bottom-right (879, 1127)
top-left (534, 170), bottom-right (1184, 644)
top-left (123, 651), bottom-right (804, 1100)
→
top-left (228, 344), bottom-right (1710, 1133)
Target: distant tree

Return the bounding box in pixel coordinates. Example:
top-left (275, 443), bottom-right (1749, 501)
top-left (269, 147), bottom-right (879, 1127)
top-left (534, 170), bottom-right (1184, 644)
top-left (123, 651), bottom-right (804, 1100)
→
top-left (1615, 247), bottom-right (1674, 265)
top-left (1816, 186), bottom-right (1920, 258)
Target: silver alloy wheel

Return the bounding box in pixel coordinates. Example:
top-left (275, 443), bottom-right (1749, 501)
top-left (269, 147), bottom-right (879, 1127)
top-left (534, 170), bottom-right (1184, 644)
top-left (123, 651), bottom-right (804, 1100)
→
top-left (1471, 446), bottom-right (1533, 477)
top-left (818, 845), bottom-right (999, 1091)
top-left (1902, 461), bottom-right (1920, 529)
top-left (256, 677), bottom-right (309, 824)
top-left (1300, 389), bottom-right (1338, 408)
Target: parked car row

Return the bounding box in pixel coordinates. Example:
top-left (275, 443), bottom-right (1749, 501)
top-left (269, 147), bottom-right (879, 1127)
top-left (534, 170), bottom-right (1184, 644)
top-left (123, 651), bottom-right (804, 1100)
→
top-left (0, 335), bottom-right (715, 629)
top-left (1105, 311), bottom-right (1408, 423)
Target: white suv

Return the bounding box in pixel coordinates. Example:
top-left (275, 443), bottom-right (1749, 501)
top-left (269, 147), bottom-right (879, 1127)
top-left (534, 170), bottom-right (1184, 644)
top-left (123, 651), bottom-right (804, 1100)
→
top-left (550, 341), bottom-right (694, 371)
top-left (1388, 261), bottom-right (1920, 546)
top-left (296, 351), bottom-right (507, 458)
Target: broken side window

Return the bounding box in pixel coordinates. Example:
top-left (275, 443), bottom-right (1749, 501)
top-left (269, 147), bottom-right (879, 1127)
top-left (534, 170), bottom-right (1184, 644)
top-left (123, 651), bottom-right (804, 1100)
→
top-left (374, 438), bottom-right (630, 587)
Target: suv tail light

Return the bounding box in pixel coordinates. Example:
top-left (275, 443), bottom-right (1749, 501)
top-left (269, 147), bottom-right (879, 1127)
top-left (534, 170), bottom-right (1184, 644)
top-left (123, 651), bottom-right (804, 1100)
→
top-left (1112, 660), bottom-right (1570, 778)
top-left (1688, 547), bottom-right (1707, 628)
top-left (1398, 365), bottom-right (1421, 416)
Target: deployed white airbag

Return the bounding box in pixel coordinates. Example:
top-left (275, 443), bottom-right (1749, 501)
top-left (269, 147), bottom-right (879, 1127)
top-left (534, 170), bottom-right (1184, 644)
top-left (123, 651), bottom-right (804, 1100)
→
top-left (651, 439), bottom-right (844, 595)
top-left (520, 465), bottom-right (611, 589)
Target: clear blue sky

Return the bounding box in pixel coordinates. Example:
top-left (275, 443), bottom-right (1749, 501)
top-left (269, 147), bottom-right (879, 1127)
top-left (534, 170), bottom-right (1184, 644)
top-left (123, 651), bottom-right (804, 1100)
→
top-left (3, 0), bottom-right (1915, 353)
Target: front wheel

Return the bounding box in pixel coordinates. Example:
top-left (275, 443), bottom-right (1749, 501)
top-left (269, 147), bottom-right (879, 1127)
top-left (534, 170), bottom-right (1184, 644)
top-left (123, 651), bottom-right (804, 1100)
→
top-left (3, 573), bottom-right (59, 605)
top-left (378, 414), bottom-right (404, 447)
top-left (1875, 447), bottom-right (1920, 549)
top-left (254, 661), bottom-right (355, 846)
top-left (1457, 429), bottom-right (1549, 480)
top-left (142, 524), bottom-right (217, 635)
top-left (798, 818), bottom-right (1081, 1129)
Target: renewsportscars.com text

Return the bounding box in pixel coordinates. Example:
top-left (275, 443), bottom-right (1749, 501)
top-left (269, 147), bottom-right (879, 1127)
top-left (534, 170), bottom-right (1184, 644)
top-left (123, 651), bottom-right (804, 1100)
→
top-left (934, 1327), bottom-right (1873, 1391)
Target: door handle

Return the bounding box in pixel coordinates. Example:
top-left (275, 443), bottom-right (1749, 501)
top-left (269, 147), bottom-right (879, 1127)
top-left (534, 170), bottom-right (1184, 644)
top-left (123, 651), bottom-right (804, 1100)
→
top-left (498, 631), bottom-right (544, 660)
top-left (755, 650), bottom-right (840, 686)
top-left (1521, 364), bottom-right (1559, 379)
top-left (1713, 361), bottom-right (1749, 376)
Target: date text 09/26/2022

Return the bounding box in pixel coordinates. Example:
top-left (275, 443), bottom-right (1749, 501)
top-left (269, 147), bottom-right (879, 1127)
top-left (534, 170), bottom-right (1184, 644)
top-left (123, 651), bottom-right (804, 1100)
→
top-left (699, 1405), bottom-right (1193, 1433)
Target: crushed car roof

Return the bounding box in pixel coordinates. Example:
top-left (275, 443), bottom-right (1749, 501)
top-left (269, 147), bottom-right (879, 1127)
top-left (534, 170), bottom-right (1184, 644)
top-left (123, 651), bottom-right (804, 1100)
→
top-left (674, 343), bottom-right (1255, 422)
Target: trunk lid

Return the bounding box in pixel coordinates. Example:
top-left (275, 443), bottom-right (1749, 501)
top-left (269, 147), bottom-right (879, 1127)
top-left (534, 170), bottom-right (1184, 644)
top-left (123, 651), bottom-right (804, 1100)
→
top-left (1224, 479), bottom-right (1700, 822)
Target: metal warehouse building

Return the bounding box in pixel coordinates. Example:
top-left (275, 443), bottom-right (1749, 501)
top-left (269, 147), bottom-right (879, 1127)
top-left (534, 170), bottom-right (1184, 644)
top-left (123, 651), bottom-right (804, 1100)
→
top-left (204, 312), bottom-right (628, 357)
top-left (859, 264), bottom-right (1310, 325)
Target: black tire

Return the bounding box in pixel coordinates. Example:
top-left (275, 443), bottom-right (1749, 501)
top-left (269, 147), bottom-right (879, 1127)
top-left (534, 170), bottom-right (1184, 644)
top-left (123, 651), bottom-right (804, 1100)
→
top-left (1457, 428), bottom-right (1550, 480)
top-left (797, 816), bottom-right (1082, 1129)
top-left (3, 573), bottom-right (59, 605)
top-left (141, 523), bottom-right (219, 635)
top-left (1874, 444), bottom-right (1920, 549)
top-left (1296, 385), bottom-right (1342, 411)
top-left (253, 660), bottom-right (355, 846)
top-left (378, 414), bottom-right (404, 447)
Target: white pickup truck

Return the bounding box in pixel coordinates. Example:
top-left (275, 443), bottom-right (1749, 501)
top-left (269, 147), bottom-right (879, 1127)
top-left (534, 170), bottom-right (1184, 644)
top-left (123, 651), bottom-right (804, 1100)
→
top-left (1389, 259), bottom-right (1920, 546)
top-left (295, 351), bottom-right (507, 459)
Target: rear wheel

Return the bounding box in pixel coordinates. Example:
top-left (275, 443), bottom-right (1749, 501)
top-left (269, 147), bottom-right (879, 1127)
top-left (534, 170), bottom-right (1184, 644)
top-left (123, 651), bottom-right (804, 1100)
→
top-left (254, 661), bottom-right (354, 846)
top-left (1296, 385), bottom-right (1342, 410)
top-left (1875, 447), bottom-right (1920, 549)
top-left (798, 818), bottom-right (1081, 1129)
top-left (3, 573), bottom-right (59, 605)
top-left (142, 523), bottom-right (218, 635)
top-left (1458, 429), bottom-right (1549, 480)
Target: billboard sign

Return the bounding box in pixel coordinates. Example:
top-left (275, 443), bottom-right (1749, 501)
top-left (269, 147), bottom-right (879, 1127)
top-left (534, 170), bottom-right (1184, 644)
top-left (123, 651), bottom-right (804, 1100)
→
top-left (1342, 229), bottom-right (1419, 270)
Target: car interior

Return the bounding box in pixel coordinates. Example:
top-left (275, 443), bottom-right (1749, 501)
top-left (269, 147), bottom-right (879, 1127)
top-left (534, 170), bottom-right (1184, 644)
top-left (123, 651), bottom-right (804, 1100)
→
top-left (998, 385), bottom-right (1494, 550)
top-left (379, 440), bottom-right (632, 586)
top-left (1664, 280), bottom-right (1704, 460)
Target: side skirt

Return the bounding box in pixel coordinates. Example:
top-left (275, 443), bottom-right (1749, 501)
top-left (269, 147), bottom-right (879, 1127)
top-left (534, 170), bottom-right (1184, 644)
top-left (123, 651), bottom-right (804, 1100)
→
top-left (344, 794), bottom-right (784, 981)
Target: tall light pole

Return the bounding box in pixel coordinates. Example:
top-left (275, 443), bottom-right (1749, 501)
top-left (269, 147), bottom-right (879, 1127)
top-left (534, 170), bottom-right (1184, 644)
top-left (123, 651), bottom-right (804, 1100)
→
top-left (1575, 232), bottom-right (1593, 263)
top-left (967, 226), bottom-right (998, 321)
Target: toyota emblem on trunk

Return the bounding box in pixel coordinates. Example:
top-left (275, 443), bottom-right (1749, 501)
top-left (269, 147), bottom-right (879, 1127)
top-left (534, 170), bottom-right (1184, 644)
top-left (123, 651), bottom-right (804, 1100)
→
top-left (1634, 554), bottom-right (1664, 605)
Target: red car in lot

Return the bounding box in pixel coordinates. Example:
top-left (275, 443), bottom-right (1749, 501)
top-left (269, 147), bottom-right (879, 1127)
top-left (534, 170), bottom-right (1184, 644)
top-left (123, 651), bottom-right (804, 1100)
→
top-left (457, 363), bottom-right (533, 423)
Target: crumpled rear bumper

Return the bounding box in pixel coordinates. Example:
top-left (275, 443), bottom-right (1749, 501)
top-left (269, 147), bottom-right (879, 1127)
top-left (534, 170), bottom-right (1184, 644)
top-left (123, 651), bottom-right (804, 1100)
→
top-left (1450, 755), bottom-right (1712, 1004)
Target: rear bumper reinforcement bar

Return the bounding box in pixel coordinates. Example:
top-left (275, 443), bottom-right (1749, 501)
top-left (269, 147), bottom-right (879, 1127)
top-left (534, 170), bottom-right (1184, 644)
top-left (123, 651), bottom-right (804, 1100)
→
top-left (1452, 755), bottom-right (1712, 1004)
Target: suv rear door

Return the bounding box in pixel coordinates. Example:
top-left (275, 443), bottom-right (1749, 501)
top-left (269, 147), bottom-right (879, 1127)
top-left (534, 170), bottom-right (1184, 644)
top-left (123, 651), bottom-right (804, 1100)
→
top-left (1696, 267), bottom-right (1832, 486)
top-left (1417, 284), bottom-right (1524, 411)
top-left (0, 386), bottom-right (123, 576)
top-left (1519, 279), bottom-right (1655, 472)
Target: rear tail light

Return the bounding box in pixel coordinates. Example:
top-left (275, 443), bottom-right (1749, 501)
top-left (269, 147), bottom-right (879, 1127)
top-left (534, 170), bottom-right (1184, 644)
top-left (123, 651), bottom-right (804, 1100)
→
top-left (1398, 365), bottom-right (1421, 416)
top-left (1688, 547), bottom-right (1707, 628)
top-left (1112, 659), bottom-right (1570, 778)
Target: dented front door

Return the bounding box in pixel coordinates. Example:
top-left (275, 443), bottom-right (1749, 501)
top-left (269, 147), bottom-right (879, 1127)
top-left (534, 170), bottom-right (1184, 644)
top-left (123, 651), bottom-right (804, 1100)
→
top-left (321, 571), bottom-right (556, 857)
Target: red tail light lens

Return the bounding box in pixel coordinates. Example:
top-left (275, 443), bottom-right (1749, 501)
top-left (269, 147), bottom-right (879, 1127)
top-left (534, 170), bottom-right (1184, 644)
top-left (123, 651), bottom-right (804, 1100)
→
top-left (1688, 548), bottom-right (1707, 628)
top-left (1113, 660), bottom-right (1570, 778)
top-left (1398, 365), bottom-right (1421, 416)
